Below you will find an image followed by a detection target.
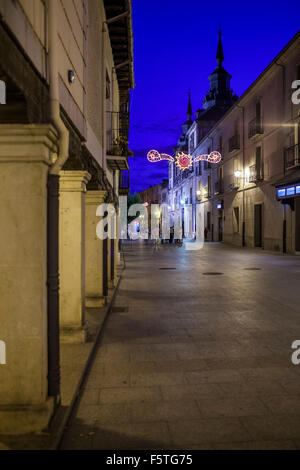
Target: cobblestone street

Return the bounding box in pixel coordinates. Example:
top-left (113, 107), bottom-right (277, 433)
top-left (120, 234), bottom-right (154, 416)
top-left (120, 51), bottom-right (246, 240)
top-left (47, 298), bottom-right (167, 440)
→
top-left (61, 241), bottom-right (300, 450)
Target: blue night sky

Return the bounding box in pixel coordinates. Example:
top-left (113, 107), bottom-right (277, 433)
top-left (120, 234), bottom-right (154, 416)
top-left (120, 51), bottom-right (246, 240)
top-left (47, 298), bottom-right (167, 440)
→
top-left (128, 0), bottom-right (299, 194)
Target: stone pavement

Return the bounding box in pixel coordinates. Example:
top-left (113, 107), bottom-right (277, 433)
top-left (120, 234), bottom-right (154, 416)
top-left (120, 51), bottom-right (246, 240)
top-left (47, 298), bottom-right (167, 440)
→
top-left (61, 241), bottom-right (300, 450)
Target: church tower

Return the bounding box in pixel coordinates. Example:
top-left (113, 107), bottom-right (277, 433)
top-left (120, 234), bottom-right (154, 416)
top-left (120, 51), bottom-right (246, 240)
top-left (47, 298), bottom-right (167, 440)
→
top-left (202, 27), bottom-right (238, 110)
top-left (175, 91), bottom-right (193, 153)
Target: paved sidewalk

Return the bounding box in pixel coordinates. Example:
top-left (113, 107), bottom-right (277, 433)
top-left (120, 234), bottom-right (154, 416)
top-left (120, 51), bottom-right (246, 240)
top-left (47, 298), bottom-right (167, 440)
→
top-left (62, 241), bottom-right (300, 450)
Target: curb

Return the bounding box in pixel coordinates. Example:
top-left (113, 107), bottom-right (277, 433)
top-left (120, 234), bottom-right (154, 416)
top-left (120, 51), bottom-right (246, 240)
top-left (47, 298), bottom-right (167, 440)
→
top-left (52, 272), bottom-right (123, 450)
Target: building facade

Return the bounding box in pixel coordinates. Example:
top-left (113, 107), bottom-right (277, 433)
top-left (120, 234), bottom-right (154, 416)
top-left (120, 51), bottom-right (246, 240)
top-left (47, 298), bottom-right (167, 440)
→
top-left (169, 29), bottom-right (238, 238)
top-left (0, 0), bottom-right (134, 433)
top-left (169, 30), bottom-right (300, 253)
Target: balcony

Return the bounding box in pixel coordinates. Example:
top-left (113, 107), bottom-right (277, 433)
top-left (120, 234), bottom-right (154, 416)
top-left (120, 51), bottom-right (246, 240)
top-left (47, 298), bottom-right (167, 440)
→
top-left (285, 144), bottom-right (300, 170)
top-left (119, 170), bottom-right (129, 195)
top-left (248, 117), bottom-right (263, 138)
top-left (249, 164), bottom-right (263, 183)
top-left (228, 134), bottom-right (240, 152)
top-left (106, 111), bottom-right (130, 170)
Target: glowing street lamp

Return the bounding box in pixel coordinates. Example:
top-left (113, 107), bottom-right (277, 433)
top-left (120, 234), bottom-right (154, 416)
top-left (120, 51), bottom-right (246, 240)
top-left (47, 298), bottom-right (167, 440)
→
top-left (234, 170), bottom-right (242, 178)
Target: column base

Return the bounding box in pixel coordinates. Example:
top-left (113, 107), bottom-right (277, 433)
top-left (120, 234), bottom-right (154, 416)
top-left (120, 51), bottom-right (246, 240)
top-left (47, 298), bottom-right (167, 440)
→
top-left (0, 397), bottom-right (55, 435)
top-left (85, 296), bottom-right (105, 308)
top-left (60, 325), bottom-right (87, 344)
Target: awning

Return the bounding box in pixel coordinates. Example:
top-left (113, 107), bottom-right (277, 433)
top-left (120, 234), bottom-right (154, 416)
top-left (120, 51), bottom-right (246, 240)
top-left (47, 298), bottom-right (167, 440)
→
top-left (273, 168), bottom-right (300, 201)
top-left (273, 168), bottom-right (300, 188)
top-left (106, 155), bottom-right (129, 171)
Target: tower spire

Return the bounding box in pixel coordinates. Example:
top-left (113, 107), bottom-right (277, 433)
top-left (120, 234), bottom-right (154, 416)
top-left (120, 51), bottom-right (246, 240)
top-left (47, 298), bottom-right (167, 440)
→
top-left (216, 25), bottom-right (224, 67)
top-left (187, 90), bottom-right (192, 120)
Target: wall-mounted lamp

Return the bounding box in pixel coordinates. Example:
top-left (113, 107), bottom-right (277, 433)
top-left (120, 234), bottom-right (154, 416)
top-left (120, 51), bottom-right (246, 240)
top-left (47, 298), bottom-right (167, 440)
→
top-left (68, 70), bottom-right (75, 84)
top-left (234, 170), bottom-right (242, 178)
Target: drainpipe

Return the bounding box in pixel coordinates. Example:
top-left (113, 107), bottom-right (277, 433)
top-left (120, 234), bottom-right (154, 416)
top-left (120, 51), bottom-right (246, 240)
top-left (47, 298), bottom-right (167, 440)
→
top-left (101, 20), bottom-right (107, 172)
top-left (275, 61), bottom-right (286, 253)
top-left (48, 0), bottom-right (69, 175)
top-left (235, 103), bottom-right (245, 247)
top-left (46, 0), bottom-right (69, 399)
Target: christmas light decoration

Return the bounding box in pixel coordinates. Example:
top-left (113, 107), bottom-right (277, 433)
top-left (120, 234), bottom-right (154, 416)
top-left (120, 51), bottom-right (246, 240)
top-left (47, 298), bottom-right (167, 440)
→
top-left (147, 150), bottom-right (174, 162)
top-left (175, 152), bottom-right (193, 171)
top-left (194, 151), bottom-right (222, 164)
top-left (147, 149), bottom-right (222, 170)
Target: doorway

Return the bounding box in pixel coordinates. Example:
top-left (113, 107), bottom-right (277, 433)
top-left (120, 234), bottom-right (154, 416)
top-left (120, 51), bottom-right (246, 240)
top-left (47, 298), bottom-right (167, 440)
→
top-left (218, 217), bottom-right (223, 241)
top-left (254, 204), bottom-right (263, 247)
top-left (295, 198), bottom-right (300, 251)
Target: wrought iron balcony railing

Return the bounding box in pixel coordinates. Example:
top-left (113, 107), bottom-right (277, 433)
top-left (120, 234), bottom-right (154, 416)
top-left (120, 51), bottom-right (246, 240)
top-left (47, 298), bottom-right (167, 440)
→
top-left (248, 117), bottom-right (263, 138)
top-left (285, 144), bottom-right (300, 170)
top-left (106, 111), bottom-right (130, 157)
top-left (228, 134), bottom-right (240, 152)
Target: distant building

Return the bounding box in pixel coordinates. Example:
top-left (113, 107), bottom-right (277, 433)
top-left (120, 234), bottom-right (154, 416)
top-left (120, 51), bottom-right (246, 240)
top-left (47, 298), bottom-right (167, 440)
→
top-left (169, 30), bottom-right (300, 253)
top-left (138, 180), bottom-right (169, 237)
top-left (139, 179), bottom-right (169, 206)
top-left (169, 28), bottom-right (238, 233)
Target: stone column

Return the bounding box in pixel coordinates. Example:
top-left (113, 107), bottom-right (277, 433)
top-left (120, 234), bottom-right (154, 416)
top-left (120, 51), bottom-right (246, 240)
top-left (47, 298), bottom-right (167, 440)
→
top-left (107, 229), bottom-right (112, 288)
top-left (85, 190), bottom-right (107, 307)
top-left (0, 124), bottom-right (58, 434)
top-left (59, 171), bottom-right (91, 343)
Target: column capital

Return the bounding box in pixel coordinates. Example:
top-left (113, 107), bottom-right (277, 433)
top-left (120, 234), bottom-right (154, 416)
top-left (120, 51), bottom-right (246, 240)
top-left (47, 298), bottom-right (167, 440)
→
top-left (85, 190), bottom-right (107, 205)
top-left (0, 124), bottom-right (59, 165)
top-left (59, 171), bottom-right (91, 192)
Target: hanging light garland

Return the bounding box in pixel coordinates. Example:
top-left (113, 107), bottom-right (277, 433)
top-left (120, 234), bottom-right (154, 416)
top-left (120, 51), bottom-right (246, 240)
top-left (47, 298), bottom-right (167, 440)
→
top-left (147, 150), bottom-right (174, 162)
top-left (147, 149), bottom-right (222, 171)
top-left (194, 151), bottom-right (222, 164)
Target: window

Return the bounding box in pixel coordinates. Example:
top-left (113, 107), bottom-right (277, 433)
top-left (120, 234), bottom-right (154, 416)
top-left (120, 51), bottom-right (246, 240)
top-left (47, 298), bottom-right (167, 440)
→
top-left (207, 175), bottom-right (211, 197)
top-left (207, 212), bottom-right (211, 231)
top-left (256, 101), bottom-right (261, 119)
top-left (189, 133), bottom-right (195, 152)
top-left (106, 71), bottom-right (111, 99)
top-left (233, 207), bottom-right (239, 233)
top-left (218, 136), bottom-right (223, 154)
top-left (256, 146), bottom-right (263, 180)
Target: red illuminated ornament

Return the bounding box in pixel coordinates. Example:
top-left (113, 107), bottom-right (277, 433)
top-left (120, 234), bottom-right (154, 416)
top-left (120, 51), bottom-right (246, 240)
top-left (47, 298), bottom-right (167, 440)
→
top-left (175, 152), bottom-right (193, 171)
